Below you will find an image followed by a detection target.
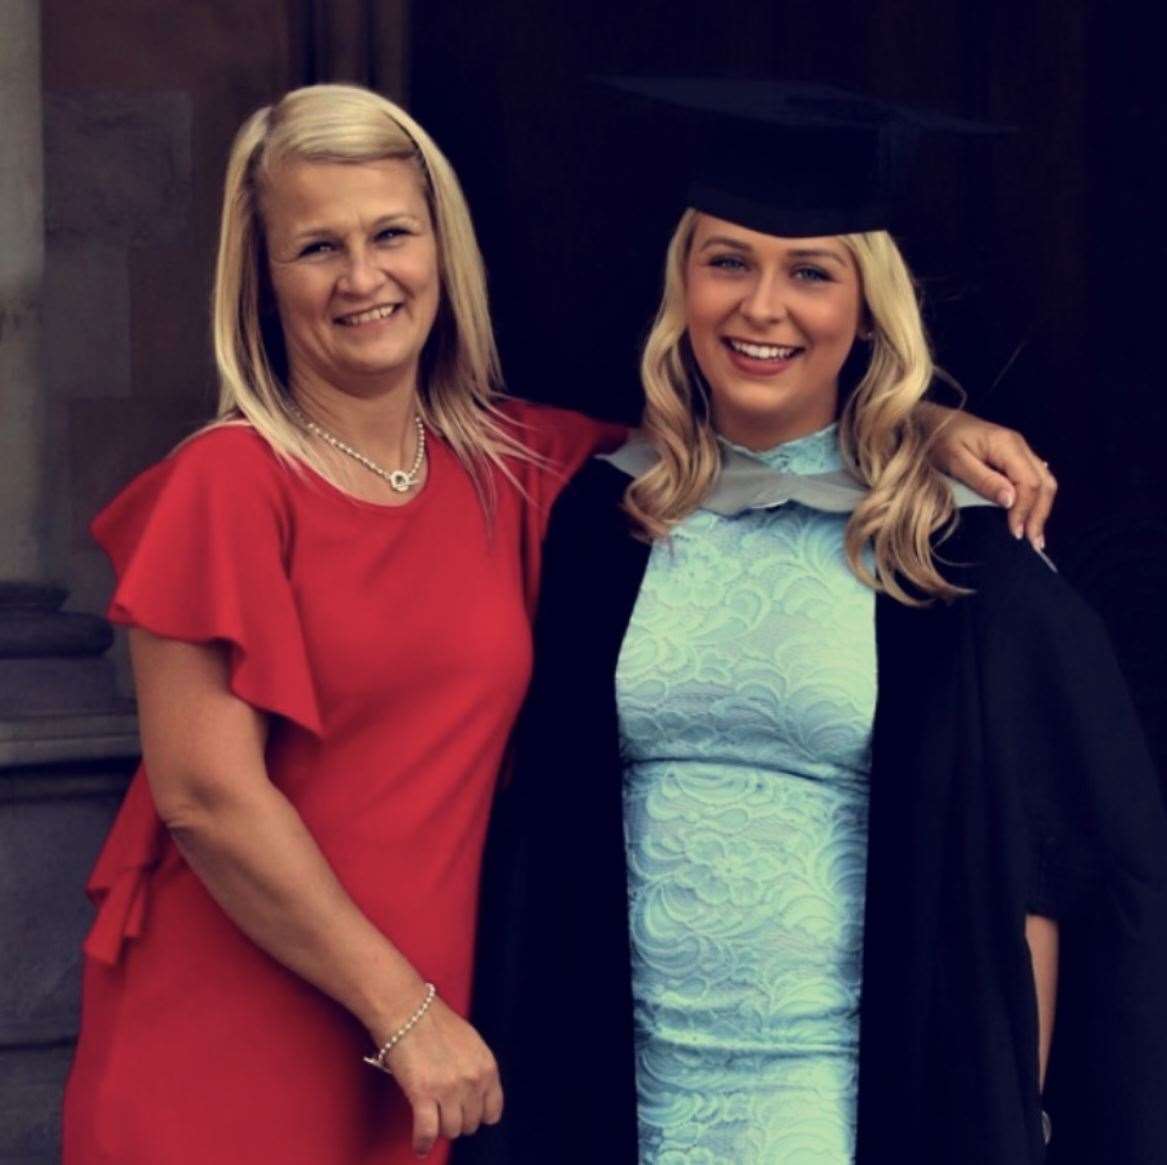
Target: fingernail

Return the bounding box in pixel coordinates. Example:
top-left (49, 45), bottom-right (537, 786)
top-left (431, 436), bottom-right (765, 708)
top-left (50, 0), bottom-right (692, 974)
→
top-left (1012, 524), bottom-right (1023, 540)
top-left (997, 488), bottom-right (1015, 508)
top-left (1035, 536), bottom-right (1045, 552)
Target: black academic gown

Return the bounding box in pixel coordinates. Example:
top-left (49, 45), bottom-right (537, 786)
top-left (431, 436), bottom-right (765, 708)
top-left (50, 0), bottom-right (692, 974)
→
top-left (460, 458), bottom-right (1167, 1165)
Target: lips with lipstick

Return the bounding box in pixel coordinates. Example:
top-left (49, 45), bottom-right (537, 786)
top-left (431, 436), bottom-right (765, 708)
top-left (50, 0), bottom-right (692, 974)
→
top-left (335, 303), bottom-right (401, 327)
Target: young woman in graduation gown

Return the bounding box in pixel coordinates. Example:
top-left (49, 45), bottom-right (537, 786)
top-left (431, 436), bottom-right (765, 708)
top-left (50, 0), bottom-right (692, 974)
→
top-left (466, 83), bottom-right (1167, 1165)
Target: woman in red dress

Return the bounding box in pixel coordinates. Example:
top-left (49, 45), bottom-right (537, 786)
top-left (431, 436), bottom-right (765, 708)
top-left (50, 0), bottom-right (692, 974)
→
top-left (61, 84), bottom-right (1054, 1165)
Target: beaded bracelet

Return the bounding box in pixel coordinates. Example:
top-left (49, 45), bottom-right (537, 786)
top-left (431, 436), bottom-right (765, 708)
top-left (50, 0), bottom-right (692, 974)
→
top-left (362, 982), bottom-right (437, 1074)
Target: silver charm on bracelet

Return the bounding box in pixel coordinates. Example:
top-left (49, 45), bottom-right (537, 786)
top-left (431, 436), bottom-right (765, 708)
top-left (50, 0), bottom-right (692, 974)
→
top-left (363, 982), bottom-right (437, 1074)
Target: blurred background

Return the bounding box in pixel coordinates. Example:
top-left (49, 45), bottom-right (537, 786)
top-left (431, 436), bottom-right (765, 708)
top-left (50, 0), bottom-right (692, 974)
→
top-left (1, 1), bottom-right (1162, 1159)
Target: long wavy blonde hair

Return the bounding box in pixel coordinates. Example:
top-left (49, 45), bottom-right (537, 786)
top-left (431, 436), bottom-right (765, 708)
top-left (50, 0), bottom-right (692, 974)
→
top-left (210, 83), bottom-right (537, 506)
top-left (625, 209), bottom-right (964, 605)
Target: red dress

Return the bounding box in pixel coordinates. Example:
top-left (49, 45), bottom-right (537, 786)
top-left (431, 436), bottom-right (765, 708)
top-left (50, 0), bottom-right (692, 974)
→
top-left (62, 400), bottom-right (621, 1165)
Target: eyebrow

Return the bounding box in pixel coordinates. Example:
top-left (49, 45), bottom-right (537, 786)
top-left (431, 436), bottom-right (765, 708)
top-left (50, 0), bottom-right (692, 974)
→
top-left (698, 235), bottom-right (751, 253)
top-left (291, 213), bottom-right (422, 242)
top-left (787, 248), bottom-right (848, 267)
top-left (697, 236), bottom-right (848, 267)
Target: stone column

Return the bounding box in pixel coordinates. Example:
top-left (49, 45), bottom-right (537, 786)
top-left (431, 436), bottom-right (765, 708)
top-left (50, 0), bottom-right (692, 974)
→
top-left (0, 0), bottom-right (48, 586)
top-left (1, 17), bottom-right (137, 1157)
top-left (0, 15), bottom-right (135, 1157)
top-left (0, 0), bottom-right (126, 719)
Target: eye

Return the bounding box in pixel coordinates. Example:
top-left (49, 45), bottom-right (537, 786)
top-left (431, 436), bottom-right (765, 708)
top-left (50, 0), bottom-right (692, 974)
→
top-left (297, 240), bottom-right (335, 259)
top-left (374, 226), bottom-right (410, 245)
top-left (793, 265), bottom-right (832, 283)
top-left (708, 253), bottom-right (748, 272)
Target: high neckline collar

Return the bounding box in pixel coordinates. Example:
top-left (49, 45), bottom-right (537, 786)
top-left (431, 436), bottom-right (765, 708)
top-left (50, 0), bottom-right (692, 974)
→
top-left (720, 423), bottom-right (843, 476)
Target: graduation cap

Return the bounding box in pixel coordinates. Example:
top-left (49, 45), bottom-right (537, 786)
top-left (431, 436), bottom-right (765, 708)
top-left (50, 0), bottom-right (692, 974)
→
top-left (598, 76), bottom-right (1005, 238)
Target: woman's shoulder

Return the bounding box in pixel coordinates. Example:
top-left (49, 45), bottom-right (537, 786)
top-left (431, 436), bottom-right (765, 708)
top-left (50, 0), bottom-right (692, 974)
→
top-left (92, 423), bottom-right (292, 560)
top-left (539, 452), bottom-right (641, 565)
top-left (164, 421), bottom-right (287, 480)
top-left (123, 422), bottom-right (290, 504)
top-left (942, 507), bottom-right (1105, 637)
top-left (554, 448), bottom-right (633, 507)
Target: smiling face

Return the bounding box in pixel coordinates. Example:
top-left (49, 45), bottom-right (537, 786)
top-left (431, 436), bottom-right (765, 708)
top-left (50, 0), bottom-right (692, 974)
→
top-left (261, 157), bottom-right (441, 399)
top-left (684, 213), bottom-right (865, 449)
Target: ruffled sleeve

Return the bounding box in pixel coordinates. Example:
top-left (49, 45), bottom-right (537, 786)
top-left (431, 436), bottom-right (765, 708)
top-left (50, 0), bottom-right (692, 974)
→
top-left (83, 425), bottom-right (322, 967)
top-left (92, 426), bottom-right (322, 735)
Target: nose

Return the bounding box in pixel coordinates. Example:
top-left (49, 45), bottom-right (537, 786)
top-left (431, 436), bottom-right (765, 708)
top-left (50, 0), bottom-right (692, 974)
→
top-left (739, 268), bottom-right (788, 328)
top-left (337, 246), bottom-right (386, 297)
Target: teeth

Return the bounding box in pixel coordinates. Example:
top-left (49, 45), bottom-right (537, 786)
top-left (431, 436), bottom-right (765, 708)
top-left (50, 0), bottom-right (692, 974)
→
top-left (727, 339), bottom-right (798, 360)
top-left (339, 303), bottom-right (398, 326)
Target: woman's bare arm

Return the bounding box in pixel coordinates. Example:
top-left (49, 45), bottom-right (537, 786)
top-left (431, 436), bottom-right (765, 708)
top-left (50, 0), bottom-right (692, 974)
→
top-left (130, 628), bottom-right (502, 1155)
top-left (1024, 913), bottom-right (1059, 1088)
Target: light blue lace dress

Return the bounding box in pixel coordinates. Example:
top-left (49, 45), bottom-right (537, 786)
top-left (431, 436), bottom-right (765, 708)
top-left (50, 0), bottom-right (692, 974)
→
top-left (615, 424), bottom-right (876, 1164)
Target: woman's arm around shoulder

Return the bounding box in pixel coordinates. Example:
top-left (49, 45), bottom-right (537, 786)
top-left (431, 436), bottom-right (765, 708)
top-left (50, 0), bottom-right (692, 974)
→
top-left (496, 396), bottom-right (626, 477)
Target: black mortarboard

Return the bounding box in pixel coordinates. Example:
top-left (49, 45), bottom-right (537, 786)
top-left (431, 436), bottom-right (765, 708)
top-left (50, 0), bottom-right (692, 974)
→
top-left (599, 76), bottom-right (1003, 238)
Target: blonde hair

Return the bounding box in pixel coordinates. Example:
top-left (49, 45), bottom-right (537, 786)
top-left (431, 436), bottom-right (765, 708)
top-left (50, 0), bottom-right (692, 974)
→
top-left (626, 209), bottom-right (965, 605)
top-left (210, 83), bottom-right (536, 505)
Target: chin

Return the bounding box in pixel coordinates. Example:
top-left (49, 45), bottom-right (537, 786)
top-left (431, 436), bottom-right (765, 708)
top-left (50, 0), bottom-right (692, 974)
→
top-left (716, 379), bottom-right (800, 415)
top-left (340, 346), bottom-right (418, 376)
top-left (711, 379), bottom-right (837, 442)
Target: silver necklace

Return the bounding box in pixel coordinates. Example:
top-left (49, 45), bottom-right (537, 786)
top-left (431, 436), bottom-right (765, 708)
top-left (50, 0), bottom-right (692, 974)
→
top-left (290, 405), bottom-right (426, 493)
